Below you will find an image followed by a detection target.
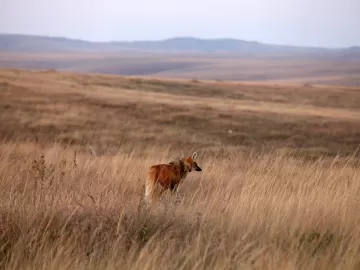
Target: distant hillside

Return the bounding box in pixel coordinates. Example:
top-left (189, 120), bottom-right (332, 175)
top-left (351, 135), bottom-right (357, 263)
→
top-left (1, 34), bottom-right (360, 87)
top-left (346, 46), bottom-right (360, 53)
top-left (0, 33), bottom-right (355, 55)
top-left (0, 34), bottom-right (121, 53)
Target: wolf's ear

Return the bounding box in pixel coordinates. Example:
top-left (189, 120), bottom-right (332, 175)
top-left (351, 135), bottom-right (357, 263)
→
top-left (191, 152), bottom-right (197, 159)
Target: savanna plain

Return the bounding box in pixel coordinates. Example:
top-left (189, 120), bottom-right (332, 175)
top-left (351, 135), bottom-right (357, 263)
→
top-left (1, 68), bottom-right (360, 269)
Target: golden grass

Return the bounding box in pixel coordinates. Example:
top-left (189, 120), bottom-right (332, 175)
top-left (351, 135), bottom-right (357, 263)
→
top-left (2, 68), bottom-right (360, 157)
top-left (1, 142), bottom-right (360, 269)
top-left (1, 68), bottom-right (360, 269)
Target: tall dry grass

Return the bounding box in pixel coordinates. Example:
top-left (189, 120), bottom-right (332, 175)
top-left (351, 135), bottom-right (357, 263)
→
top-left (0, 141), bottom-right (359, 269)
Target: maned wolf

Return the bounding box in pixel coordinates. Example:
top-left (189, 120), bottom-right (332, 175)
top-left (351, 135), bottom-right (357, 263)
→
top-left (145, 152), bottom-right (202, 205)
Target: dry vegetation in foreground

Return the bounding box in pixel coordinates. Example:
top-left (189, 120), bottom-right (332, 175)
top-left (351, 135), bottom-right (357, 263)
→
top-left (1, 68), bottom-right (360, 269)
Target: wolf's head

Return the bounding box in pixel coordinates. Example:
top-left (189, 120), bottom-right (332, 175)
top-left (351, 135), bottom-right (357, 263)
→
top-left (183, 152), bottom-right (202, 172)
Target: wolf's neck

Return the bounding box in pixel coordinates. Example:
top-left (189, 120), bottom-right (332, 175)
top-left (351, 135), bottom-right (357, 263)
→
top-left (179, 159), bottom-right (188, 177)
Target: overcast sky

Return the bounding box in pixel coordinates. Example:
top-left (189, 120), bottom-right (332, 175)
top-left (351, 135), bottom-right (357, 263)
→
top-left (1, 0), bottom-right (359, 48)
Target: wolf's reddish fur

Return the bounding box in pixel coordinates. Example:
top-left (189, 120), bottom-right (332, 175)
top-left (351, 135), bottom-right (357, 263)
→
top-left (145, 152), bottom-right (202, 205)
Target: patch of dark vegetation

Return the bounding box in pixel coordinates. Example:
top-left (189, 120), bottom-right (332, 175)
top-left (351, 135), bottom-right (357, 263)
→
top-left (89, 61), bottom-right (200, 76)
top-left (298, 231), bottom-right (336, 257)
top-left (171, 114), bottom-right (210, 127)
top-left (218, 113), bottom-right (233, 119)
top-left (0, 81), bottom-right (33, 94)
top-left (87, 77), bottom-right (249, 100)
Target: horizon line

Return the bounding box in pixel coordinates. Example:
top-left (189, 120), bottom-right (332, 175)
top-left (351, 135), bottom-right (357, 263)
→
top-left (0, 32), bottom-right (359, 50)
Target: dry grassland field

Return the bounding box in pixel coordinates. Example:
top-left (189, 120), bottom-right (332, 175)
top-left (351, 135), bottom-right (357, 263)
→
top-left (1, 68), bottom-right (360, 269)
top-left (1, 52), bottom-right (360, 87)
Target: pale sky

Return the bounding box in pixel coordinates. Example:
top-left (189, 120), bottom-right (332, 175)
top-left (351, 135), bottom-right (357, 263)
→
top-left (1, 0), bottom-right (359, 48)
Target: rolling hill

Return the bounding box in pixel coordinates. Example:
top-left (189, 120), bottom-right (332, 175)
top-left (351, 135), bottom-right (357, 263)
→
top-left (0, 33), bottom-right (354, 54)
top-left (1, 34), bottom-right (360, 87)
